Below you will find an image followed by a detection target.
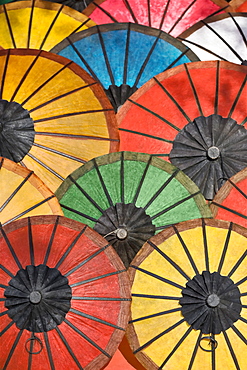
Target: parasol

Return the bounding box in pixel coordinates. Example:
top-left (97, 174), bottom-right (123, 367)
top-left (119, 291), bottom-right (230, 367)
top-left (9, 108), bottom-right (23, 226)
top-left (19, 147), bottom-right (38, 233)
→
top-left (118, 61), bottom-right (247, 200)
top-left (127, 218), bottom-right (247, 370)
top-left (0, 48), bottom-right (118, 192)
top-left (55, 151), bottom-right (211, 268)
top-left (0, 157), bottom-right (62, 226)
top-left (178, 12), bottom-right (247, 65)
top-left (83, 0), bottom-right (225, 38)
top-left (0, 0), bottom-right (95, 51)
top-left (51, 23), bottom-right (199, 111)
top-left (0, 215), bottom-right (131, 370)
top-left (210, 167), bottom-right (247, 228)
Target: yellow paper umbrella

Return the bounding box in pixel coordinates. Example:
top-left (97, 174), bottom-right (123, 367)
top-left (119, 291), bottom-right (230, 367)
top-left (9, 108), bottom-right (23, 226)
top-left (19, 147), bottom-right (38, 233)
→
top-left (0, 0), bottom-right (95, 51)
top-left (0, 157), bottom-right (62, 226)
top-left (0, 49), bottom-right (119, 192)
top-left (128, 219), bottom-right (247, 369)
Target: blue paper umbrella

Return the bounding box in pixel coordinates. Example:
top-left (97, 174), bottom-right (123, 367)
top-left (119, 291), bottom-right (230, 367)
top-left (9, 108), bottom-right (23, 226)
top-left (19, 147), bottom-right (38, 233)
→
top-left (51, 23), bottom-right (199, 111)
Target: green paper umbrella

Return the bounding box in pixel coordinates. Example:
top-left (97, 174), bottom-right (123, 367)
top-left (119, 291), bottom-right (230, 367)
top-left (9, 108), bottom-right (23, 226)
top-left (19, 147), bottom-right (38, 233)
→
top-left (56, 152), bottom-right (211, 267)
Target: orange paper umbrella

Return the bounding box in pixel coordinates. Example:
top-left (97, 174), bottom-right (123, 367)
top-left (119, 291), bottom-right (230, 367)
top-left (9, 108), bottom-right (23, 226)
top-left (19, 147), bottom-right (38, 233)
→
top-left (127, 219), bottom-right (247, 369)
top-left (0, 157), bottom-right (62, 226)
top-left (118, 61), bottom-right (247, 200)
top-left (0, 0), bottom-right (95, 51)
top-left (210, 167), bottom-right (247, 227)
top-left (0, 215), bottom-right (130, 370)
top-left (83, 0), bottom-right (224, 37)
top-left (0, 49), bottom-right (118, 192)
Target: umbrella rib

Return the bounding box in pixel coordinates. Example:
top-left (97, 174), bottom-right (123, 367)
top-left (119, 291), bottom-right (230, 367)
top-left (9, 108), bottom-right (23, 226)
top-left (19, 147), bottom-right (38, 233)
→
top-left (201, 19), bottom-right (244, 62)
top-left (123, 22), bottom-right (131, 84)
top-left (33, 143), bottom-right (86, 164)
top-left (235, 276), bottom-right (247, 287)
top-left (202, 219), bottom-right (210, 272)
top-left (43, 216), bottom-right (60, 265)
top-left (55, 226), bottom-right (86, 269)
top-left (0, 283), bottom-right (7, 289)
top-left (72, 296), bottom-right (130, 301)
top-left (20, 61), bottom-right (73, 106)
top-left (211, 333), bottom-right (216, 370)
top-left (39, 4), bottom-right (64, 50)
top-left (2, 329), bottom-right (23, 370)
top-left (60, 203), bottom-right (99, 223)
top-left (130, 265), bottom-right (184, 290)
top-left (231, 325), bottom-right (247, 345)
top-left (28, 217), bottom-right (35, 266)
top-left (214, 61), bottom-right (220, 115)
top-left (35, 131), bottom-right (118, 141)
top-left (164, 49), bottom-right (191, 72)
top-left (27, 332), bottom-right (35, 370)
top-left (167, 0), bottom-right (197, 34)
top-left (70, 270), bottom-right (126, 287)
top-left (217, 222), bottom-right (232, 274)
top-left (172, 225), bottom-right (199, 275)
top-left (26, 153), bottom-right (65, 180)
top-left (159, 0), bottom-right (172, 30)
top-left (147, 240), bottom-right (191, 280)
top-left (133, 29), bottom-right (162, 88)
top-left (147, 0), bottom-right (151, 27)
top-left (178, 37), bottom-right (228, 62)
top-left (123, 1), bottom-right (138, 23)
top-left (67, 18), bottom-right (91, 38)
top-left (222, 330), bottom-right (241, 370)
top-left (0, 264), bottom-right (14, 278)
top-left (0, 225), bottom-right (22, 269)
top-left (64, 318), bottom-right (111, 359)
top-left (120, 151), bottom-right (125, 203)
top-left (158, 326), bottom-right (193, 369)
top-left (228, 250), bottom-right (247, 278)
top-left (64, 243), bottom-right (110, 277)
top-left (0, 171), bottom-right (33, 212)
top-left (97, 25), bottom-right (115, 85)
top-left (188, 331), bottom-right (203, 370)
top-left (150, 191), bottom-right (201, 220)
top-left (184, 63), bottom-right (203, 116)
top-left (43, 332), bottom-right (55, 370)
top-left (119, 128), bottom-right (173, 143)
top-left (0, 320), bottom-right (15, 337)
top-left (228, 179), bottom-right (247, 199)
top-left (27, 0), bottom-right (35, 49)
top-left (92, 158), bottom-right (113, 207)
top-left (70, 308), bottom-right (124, 330)
top-left (91, 1), bottom-right (119, 23)
top-left (0, 310), bottom-right (7, 316)
top-left (3, 5), bottom-right (16, 48)
top-left (132, 155), bottom-right (152, 204)
top-left (153, 76), bottom-right (191, 122)
top-left (132, 293), bottom-right (180, 300)
top-left (29, 82), bottom-right (97, 113)
top-left (128, 98), bottom-right (181, 132)
top-left (228, 74), bottom-right (247, 118)
top-left (54, 326), bottom-right (84, 370)
top-left (129, 307), bottom-right (181, 324)
top-left (33, 108), bottom-right (113, 123)
top-left (133, 318), bottom-right (186, 354)
top-left (229, 13), bottom-right (247, 48)
top-left (211, 201), bottom-right (247, 220)
top-left (0, 49), bottom-right (10, 99)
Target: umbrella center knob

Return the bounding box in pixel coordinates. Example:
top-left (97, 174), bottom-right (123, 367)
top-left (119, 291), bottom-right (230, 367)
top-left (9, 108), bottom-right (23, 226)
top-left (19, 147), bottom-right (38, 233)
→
top-left (29, 290), bottom-right (42, 304)
top-left (206, 293), bottom-right (220, 308)
top-left (116, 228), bottom-right (128, 240)
top-left (207, 146), bottom-right (220, 160)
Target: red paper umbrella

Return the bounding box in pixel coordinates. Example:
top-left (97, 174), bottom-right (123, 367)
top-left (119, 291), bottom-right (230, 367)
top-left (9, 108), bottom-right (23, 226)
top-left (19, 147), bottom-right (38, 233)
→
top-left (0, 215), bottom-right (130, 370)
top-left (83, 0), bottom-right (224, 37)
top-left (210, 167), bottom-right (247, 227)
top-left (118, 61), bottom-right (247, 200)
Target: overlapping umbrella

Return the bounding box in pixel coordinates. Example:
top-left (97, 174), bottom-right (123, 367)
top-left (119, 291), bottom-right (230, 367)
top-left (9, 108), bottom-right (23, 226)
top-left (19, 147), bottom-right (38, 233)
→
top-left (118, 61), bottom-right (247, 199)
top-left (55, 152), bottom-right (211, 267)
top-left (0, 0), bottom-right (95, 51)
top-left (179, 12), bottom-right (247, 65)
top-left (0, 215), bottom-right (131, 370)
top-left (0, 157), bottom-right (62, 226)
top-left (210, 167), bottom-right (247, 227)
top-left (83, 0), bottom-right (224, 37)
top-left (0, 48), bottom-right (118, 192)
top-left (51, 23), bottom-right (199, 110)
top-left (127, 218), bottom-right (247, 369)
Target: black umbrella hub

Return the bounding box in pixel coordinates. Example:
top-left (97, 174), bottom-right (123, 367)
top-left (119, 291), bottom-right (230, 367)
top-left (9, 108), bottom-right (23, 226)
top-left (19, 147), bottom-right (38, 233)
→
top-left (0, 99), bottom-right (35, 162)
top-left (180, 271), bottom-right (242, 335)
top-left (4, 264), bottom-right (72, 333)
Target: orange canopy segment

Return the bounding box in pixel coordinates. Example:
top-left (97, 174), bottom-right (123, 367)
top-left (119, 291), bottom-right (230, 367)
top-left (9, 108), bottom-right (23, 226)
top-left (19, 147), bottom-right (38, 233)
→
top-left (0, 157), bottom-right (62, 226)
top-left (0, 49), bottom-right (118, 192)
top-left (0, 0), bottom-right (95, 51)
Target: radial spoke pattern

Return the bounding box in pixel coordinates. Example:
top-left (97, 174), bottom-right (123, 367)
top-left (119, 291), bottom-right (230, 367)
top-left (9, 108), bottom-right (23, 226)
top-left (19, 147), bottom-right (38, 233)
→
top-left (127, 219), bottom-right (247, 370)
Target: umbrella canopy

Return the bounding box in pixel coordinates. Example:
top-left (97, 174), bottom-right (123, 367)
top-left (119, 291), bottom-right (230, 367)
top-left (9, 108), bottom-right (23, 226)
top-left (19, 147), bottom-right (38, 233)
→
top-left (55, 151), bottom-right (211, 268)
top-left (0, 157), bottom-right (62, 226)
top-left (0, 0), bottom-right (95, 51)
top-left (235, 1), bottom-right (247, 11)
top-left (83, 0), bottom-right (224, 37)
top-left (51, 23), bottom-right (199, 111)
top-left (0, 48), bottom-right (118, 192)
top-left (212, 0), bottom-right (247, 11)
top-left (210, 167), bottom-right (247, 228)
top-left (0, 0), bottom-right (94, 12)
top-left (0, 215), bottom-right (131, 370)
top-left (178, 12), bottom-right (247, 65)
top-left (118, 61), bottom-right (247, 200)
top-left (127, 219), bottom-right (247, 370)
